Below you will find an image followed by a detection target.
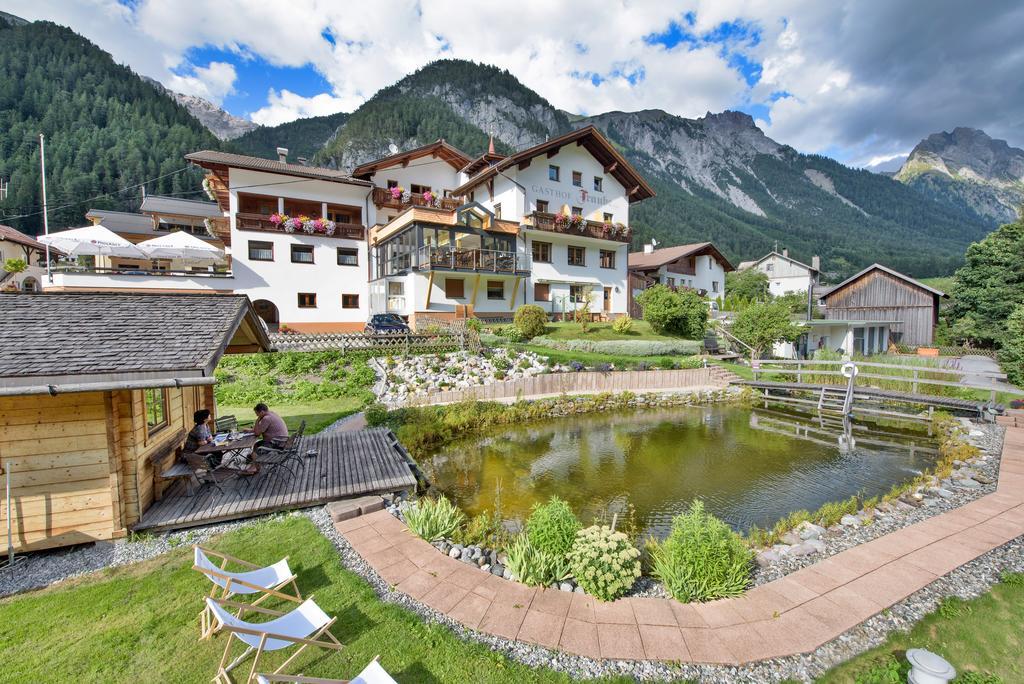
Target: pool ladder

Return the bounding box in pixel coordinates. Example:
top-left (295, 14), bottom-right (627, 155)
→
top-left (817, 373), bottom-right (856, 417)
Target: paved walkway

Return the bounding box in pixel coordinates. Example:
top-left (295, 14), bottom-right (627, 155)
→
top-left (335, 425), bottom-right (1024, 664)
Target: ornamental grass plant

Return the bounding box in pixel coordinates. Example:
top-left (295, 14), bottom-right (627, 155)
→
top-left (404, 495), bottom-right (465, 542)
top-left (525, 496), bottom-right (581, 557)
top-left (504, 534), bottom-right (572, 587)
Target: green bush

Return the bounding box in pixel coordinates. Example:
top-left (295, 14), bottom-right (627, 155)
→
top-left (364, 402), bottom-right (388, 427)
top-left (454, 511), bottom-right (510, 550)
top-left (731, 301), bottom-right (802, 357)
top-left (514, 305), bottom-right (548, 339)
top-left (999, 303), bottom-right (1024, 386)
top-left (404, 495), bottom-right (465, 542)
top-left (465, 318), bottom-right (482, 333)
top-left (567, 525), bottom-right (641, 601)
top-left (648, 500), bottom-right (752, 602)
top-left (525, 496), bottom-right (581, 557)
top-left (504, 534), bottom-right (572, 587)
top-left (611, 314), bottom-right (633, 334)
top-left (635, 285), bottom-right (708, 338)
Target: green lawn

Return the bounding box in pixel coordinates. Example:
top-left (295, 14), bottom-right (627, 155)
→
top-left (0, 516), bottom-right (631, 684)
top-left (511, 341), bottom-right (703, 370)
top-left (919, 276), bottom-right (956, 293)
top-left (818, 573), bottom-right (1024, 683)
top-left (218, 398), bottom-right (363, 434)
top-left (540, 320), bottom-right (683, 342)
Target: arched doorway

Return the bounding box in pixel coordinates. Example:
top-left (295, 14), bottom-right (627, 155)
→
top-left (253, 299), bottom-right (279, 332)
top-left (21, 276), bottom-right (38, 293)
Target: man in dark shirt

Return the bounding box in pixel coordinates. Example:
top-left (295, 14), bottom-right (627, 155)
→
top-left (249, 402), bottom-right (288, 449)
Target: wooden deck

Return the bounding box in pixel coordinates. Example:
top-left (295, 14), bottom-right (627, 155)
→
top-left (133, 428), bottom-right (418, 533)
top-left (738, 380), bottom-right (993, 415)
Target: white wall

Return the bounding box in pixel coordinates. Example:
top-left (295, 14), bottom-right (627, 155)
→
top-left (514, 145), bottom-right (629, 225)
top-left (366, 160), bottom-right (462, 195)
top-left (525, 230), bottom-right (628, 314)
top-left (1, 241), bottom-right (46, 292)
top-left (228, 168), bottom-right (372, 329)
top-left (751, 254), bottom-right (813, 296)
top-left (661, 254), bottom-right (725, 296)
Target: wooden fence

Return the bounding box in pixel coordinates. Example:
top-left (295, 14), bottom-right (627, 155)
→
top-left (393, 367), bottom-right (728, 406)
top-left (269, 331), bottom-right (470, 354)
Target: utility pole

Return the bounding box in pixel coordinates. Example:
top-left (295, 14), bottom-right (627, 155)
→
top-left (39, 133), bottom-right (51, 282)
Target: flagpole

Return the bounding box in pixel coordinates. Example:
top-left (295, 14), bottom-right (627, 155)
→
top-left (39, 133), bottom-right (51, 282)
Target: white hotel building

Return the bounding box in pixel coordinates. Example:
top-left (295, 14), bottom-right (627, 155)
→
top-left (55, 127), bottom-right (653, 332)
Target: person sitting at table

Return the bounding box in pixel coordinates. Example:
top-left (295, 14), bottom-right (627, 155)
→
top-left (184, 409), bottom-right (218, 468)
top-left (249, 402), bottom-right (289, 450)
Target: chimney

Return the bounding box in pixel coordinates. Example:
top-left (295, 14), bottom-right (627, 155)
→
top-left (782, 248), bottom-right (789, 258)
top-left (296, 157), bottom-right (309, 166)
top-left (488, 135), bottom-right (496, 155)
top-left (276, 147), bottom-right (289, 163)
top-left (811, 255), bottom-right (821, 271)
top-left (643, 243), bottom-right (655, 254)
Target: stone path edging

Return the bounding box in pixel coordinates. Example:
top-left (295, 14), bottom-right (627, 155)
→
top-left (335, 425), bottom-right (1024, 665)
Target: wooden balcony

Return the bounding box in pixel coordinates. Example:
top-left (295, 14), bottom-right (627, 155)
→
top-left (235, 212), bottom-right (366, 240)
top-left (526, 212), bottom-right (631, 243)
top-left (372, 187), bottom-right (461, 211)
top-left (414, 246), bottom-right (530, 274)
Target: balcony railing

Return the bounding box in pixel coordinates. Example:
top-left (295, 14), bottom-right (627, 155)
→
top-left (51, 265), bottom-right (233, 278)
top-left (527, 211), bottom-right (631, 243)
top-left (372, 187), bottom-right (461, 211)
top-left (386, 295), bottom-right (406, 312)
top-left (415, 246), bottom-right (530, 274)
top-left (235, 212), bottom-right (366, 240)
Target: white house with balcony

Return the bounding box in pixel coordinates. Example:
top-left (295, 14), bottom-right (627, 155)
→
top-left (187, 149), bottom-right (374, 332)
top-left (737, 249), bottom-right (821, 297)
top-left (628, 242), bottom-right (733, 307)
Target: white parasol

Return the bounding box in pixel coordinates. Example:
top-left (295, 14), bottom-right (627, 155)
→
top-left (137, 230), bottom-right (225, 263)
top-left (37, 224), bottom-right (148, 259)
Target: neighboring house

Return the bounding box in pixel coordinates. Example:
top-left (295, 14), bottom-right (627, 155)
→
top-left (0, 292), bottom-right (270, 552)
top-left (0, 224), bottom-right (52, 292)
top-left (628, 242), bottom-right (734, 311)
top-left (819, 264), bottom-right (947, 347)
top-left (736, 249), bottom-right (821, 296)
top-left (774, 319), bottom-right (897, 359)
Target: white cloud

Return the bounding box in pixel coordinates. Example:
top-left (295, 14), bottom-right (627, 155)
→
top-left (166, 61), bottom-right (237, 105)
top-left (250, 89), bottom-right (348, 126)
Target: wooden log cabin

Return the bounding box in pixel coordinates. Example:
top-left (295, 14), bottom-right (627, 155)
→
top-left (0, 292), bottom-right (270, 552)
top-left (819, 263), bottom-right (948, 348)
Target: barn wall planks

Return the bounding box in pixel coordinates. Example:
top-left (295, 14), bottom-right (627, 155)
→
top-left (823, 270), bottom-right (940, 347)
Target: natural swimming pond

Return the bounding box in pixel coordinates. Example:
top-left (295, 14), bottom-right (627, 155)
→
top-left (422, 404), bottom-right (940, 537)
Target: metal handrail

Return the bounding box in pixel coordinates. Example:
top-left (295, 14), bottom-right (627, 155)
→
top-left (416, 246), bottom-right (529, 272)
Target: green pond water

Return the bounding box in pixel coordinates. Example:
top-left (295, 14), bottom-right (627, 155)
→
top-left (422, 405), bottom-right (941, 536)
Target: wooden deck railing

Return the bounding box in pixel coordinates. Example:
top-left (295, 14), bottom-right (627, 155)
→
top-left (526, 212), bottom-right (631, 243)
top-left (371, 187), bottom-right (461, 211)
top-left (235, 212), bottom-right (366, 240)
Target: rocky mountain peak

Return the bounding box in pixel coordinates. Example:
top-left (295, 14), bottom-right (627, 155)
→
top-left (170, 92), bottom-right (258, 141)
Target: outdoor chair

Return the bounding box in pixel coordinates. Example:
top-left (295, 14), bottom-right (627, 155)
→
top-left (254, 656), bottom-right (398, 684)
top-left (216, 414), bottom-right (239, 433)
top-left (183, 452), bottom-right (246, 498)
top-left (254, 420), bottom-right (307, 473)
top-left (193, 546), bottom-right (303, 640)
top-left (207, 596), bottom-right (344, 684)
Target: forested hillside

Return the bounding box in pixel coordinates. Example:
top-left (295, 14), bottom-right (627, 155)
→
top-left (231, 111), bottom-right (350, 160)
top-left (0, 20), bottom-right (216, 235)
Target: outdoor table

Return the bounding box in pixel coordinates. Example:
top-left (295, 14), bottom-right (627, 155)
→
top-left (196, 433), bottom-right (260, 472)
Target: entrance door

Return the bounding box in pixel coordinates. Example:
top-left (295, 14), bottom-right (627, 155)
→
top-left (603, 287), bottom-right (612, 313)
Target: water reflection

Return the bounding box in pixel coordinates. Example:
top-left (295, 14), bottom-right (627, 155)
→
top-left (422, 405), bottom-right (939, 538)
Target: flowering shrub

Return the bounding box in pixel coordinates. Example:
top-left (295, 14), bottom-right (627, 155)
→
top-left (203, 218), bottom-right (217, 238)
top-left (269, 212), bottom-right (287, 227)
top-left (389, 186), bottom-right (404, 200)
top-left (567, 525), bottom-right (642, 601)
top-left (554, 212), bottom-right (586, 230)
top-left (612, 314), bottom-right (633, 334)
top-left (201, 177), bottom-right (217, 201)
top-left (283, 216), bottom-right (305, 233)
top-left (526, 496), bottom-right (580, 557)
top-left (569, 360), bottom-right (586, 372)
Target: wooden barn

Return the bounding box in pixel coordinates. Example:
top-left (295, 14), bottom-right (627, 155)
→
top-left (0, 292), bottom-right (269, 552)
top-left (820, 264), bottom-right (948, 347)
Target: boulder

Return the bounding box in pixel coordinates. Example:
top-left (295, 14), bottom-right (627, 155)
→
top-left (797, 522), bottom-right (827, 540)
top-left (840, 514), bottom-right (860, 527)
top-left (756, 550), bottom-right (781, 567)
top-left (490, 563), bottom-right (505, 576)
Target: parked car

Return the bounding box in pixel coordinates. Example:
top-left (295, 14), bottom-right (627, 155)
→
top-left (364, 314), bottom-right (410, 335)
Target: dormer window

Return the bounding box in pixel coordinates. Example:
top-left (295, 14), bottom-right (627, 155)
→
top-left (548, 165), bottom-right (560, 182)
top-left (572, 171), bottom-right (582, 187)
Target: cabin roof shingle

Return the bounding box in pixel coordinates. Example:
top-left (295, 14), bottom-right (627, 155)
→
top-left (140, 195), bottom-right (223, 218)
top-left (628, 242), bottom-right (735, 271)
top-left (0, 224), bottom-right (49, 253)
top-left (0, 292), bottom-right (270, 394)
top-left (186, 150), bottom-right (372, 187)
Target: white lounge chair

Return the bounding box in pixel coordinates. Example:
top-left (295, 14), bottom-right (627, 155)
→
top-left (194, 546), bottom-right (302, 640)
top-left (207, 596), bottom-right (343, 684)
top-left (254, 656), bottom-right (399, 684)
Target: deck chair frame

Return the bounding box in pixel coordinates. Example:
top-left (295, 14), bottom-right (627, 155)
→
top-left (194, 546), bottom-right (303, 640)
top-left (254, 655), bottom-right (384, 683)
top-left (210, 598), bottom-right (343, 684)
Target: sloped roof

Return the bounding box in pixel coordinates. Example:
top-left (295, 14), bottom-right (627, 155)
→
top-left (140, 195), bottom-right (222, 218)
top-left (451, 126), bottom-right (656, 203)
top-left (83, 209), bottom-right (155, 233)
top-left (823, 263), bottom-right (948, 300)
top-left (351, 139), bottom-right (473, 179)
top-left (628, 242), bottom-right (735, 271)
top-left (186, 150), bottom-right (371, 187)
top-left (740, 250), bottom-right (818, 273)
top-left (0, 292), bottom-right (270, 395)
top-left (0, 224), bottom-right (49, 252)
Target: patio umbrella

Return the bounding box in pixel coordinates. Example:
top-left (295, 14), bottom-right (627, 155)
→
top-left (37, 224), bottom-right (147, 259)
top-left (137, 230), bottom-right (225, 262)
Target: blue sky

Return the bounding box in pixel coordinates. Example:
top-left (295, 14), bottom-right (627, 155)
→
top-left (8, 1), bottom-right (1024, 167)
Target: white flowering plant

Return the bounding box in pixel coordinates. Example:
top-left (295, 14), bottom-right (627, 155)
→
top-left (566, 525), bottom-right (641, 601)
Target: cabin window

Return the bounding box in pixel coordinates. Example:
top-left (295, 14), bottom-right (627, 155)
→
top-left (248, 241), bottom-right (274, 262)
top-left (144, 388), bottom-right (168, 435)
top-left (337, 248), bottom-right (358, 266)
top-left (487, 280), bottom-right (504, 300)
top-left (291, 245), bottom-right (314, 264)
top-left (327, 204), bottom-right (360, 225)
top-left (600, 249), bottom-right (616, 269)
top-left (548, 165), bottom-right (560, 182)
top-left (298, 293), bottom-right (317, 308)
top-left (567, 245), bottom-right (586, 266)
top-left (571, 206), bottom-right (583, 217)
top-left (536, 199), bottom-right (549, 213)
top-left (572, 171), bottom-right (582, 187)
top-left (570, 284), bottom-right (587, 303)
top-left (342, 294), bottom-right (360, 309)
top-left (534, 283), bottom-right (550, 301)
top-left (594, 176), bottom-right (603, 192)
top-left (410, 184), bottom-right (431, 195)
top-left (493, 203), bottom-right (502, 219)
top-left (532, 241), bottom-right (552, 263)
top-left (711, 280), bottom-right (719, 293)
top-left (667, 277), bottom-right (676, 288)
top-left (445, 278), bottom-right (465, 298)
